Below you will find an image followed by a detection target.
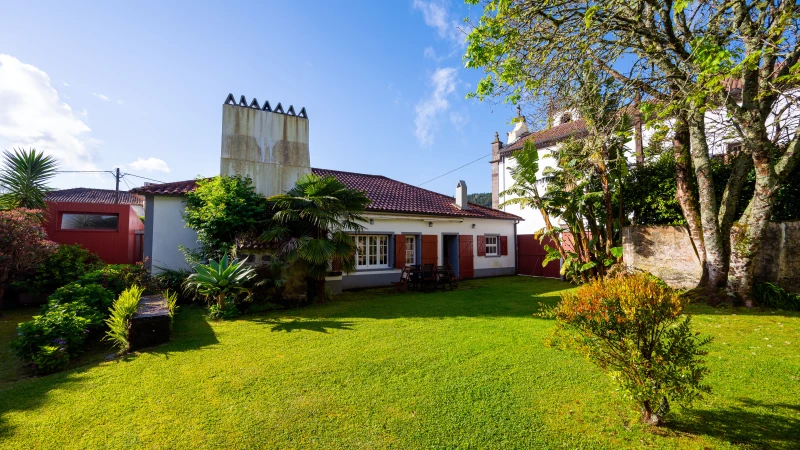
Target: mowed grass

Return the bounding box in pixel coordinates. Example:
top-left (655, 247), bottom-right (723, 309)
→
top-left (0, 276), bottom-right (798, 449)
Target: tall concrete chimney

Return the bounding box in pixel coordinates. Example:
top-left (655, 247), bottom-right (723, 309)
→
top-left (455, 180), bottom-right (469, 209)
top-left (220, 94), bottom-right (310, 197)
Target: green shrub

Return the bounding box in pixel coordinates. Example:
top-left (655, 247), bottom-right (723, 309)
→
top-left (206, 300), bottom-right (239, 320)
top-left (153, 269), bottom-right (192, 302)
top-left (12, 307), bottom-right (93, 372)
top-left (753, 282), bottom-right (800, 311)
top-left (104, 285), bottom-right (144, 353)
top-left (11, 244), bottom-right (102, 295)
top-left (47, 282), bottom-right (114, 315)
top-left (548, 273), bottom-right (712, 426)
top-left (80, 263), bottom-right (152, 297)
top-left (31, 344), bottom-right (70, 374)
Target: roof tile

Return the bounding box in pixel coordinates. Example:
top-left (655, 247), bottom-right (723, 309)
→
top-left (131, 169), bottom-right (522, 221)
top-left (46, 188), bottom-right (144, 206)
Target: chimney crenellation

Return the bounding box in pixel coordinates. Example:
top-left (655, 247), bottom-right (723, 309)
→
top-left (224, 93), bottom-right (308, 119)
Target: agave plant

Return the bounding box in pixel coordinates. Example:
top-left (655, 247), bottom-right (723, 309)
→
top-left (0, 148), bottom-right (58, 210)
top-left (183, 255), bottom-right (256, 309)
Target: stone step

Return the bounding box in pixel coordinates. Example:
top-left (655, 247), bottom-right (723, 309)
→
top-left (129, 294), bottom-right (171, 351)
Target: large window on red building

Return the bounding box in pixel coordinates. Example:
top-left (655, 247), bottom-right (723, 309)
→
top-left (60, 213), bottom-right (119, 231)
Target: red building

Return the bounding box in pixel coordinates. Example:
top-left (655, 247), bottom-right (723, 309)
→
top-left (44, 188), bottom-right (146, 264)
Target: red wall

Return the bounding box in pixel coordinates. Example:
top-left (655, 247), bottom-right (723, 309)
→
top-left (44, 202), bottom-right (145, 264)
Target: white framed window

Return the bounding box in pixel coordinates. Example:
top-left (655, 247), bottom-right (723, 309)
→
top-left (354, 235), bottom-right (389, 269)
top-left (405, 235), bottom-right (416, 265)
top-left (485, 235), bottom-right (498, 256)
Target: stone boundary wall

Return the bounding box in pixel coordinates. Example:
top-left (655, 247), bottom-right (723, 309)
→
top-left (622, 222), bottom-right (800, 292)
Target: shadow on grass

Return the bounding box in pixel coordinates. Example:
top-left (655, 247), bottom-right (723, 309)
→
top-left (0, 305), bottom-right (217, 439)
top-left (278, 276), bottom-right (573, 321)
top-left (247, 317), bottom-right (355, 333)
top-left (670, 398), bottom-right (800, 449)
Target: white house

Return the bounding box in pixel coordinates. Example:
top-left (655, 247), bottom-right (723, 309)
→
top-left (133, 95), bottom-right (522, 289)
top-left (491, 87), bottom-right (800, 275)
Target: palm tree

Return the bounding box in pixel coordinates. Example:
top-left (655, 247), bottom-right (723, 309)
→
top-left (262, 173), bottom-right (371, 302)
top-left (0, 148), bottom-right (58, 210)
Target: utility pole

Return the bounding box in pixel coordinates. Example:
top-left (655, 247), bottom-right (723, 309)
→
top-left (115, 168), bottom-right (121, 204)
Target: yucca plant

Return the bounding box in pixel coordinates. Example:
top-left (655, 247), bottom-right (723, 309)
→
top-left (183, 255), bottom-right (256, 310)
top-left (0, 148), bottom-right (58, 210)
top-left (104, 285), bottom-right (144, 353)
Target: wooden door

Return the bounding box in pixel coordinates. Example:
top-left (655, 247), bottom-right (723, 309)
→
top-left (421, 235), bottom-right (438, 266)
top-left (459, 235), bottom-right (474, 279)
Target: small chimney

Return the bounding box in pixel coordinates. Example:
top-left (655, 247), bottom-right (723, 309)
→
top-left (455, 180), bottom-right (469, 209)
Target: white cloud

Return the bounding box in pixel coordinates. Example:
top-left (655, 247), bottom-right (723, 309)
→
top-left (91, 92), bottom-right (109, 101)
top-left (424, 46), bottom-right (437, 59)
top-left (117, 99), bottom-right (124, 105)
top-left (413, 0), bottom-right (464, 47)
top-left (449, 111), bottom-right (469, 131)
top-left (414, 67), bottom-right (459, 146)
top-left (78, 108), bottom-right (88, 117)
top-left (62, 81), bottom-right (70, 87)
top-left (126, 157), bottom-right (170, 173)
top-left (0, 54), bottom-right (97, 170)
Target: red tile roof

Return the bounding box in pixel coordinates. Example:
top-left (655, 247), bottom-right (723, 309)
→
top-left (130, 179), bottom-right (202, 196)
top-left (46, 188), bottom-right (144, 206)
top-left (131, 170), bottom-right (522, 220)
top-left (502, 119), bottom-right (588, 155)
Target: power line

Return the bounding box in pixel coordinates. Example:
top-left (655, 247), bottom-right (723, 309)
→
top-left (417, 153), bottom-right (492, 187)
top-left (123, 173), bottom-right (165, 184)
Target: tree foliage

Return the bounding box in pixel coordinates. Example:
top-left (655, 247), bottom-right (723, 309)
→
top-left (261, 174), bottom-right (370, 302)
top-left (467, 192), bottom-right (492, 208)
top-left (0, 209), bottom-right (57, 309)
top-left (183, 176), bottom-right (269, 259)
top-left (0, 148), bottom-right (58, 210)
top-left (464, 0), bottom-right (800, 301)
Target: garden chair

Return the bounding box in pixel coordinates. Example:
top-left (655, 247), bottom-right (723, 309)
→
top-left (392, 267), bottom-right (412, 293)
top-left (442, 264), bottom-right (458, 291)
top-left (421, 264), bottom-right (437, 293)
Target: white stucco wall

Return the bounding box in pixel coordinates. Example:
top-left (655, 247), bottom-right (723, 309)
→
top-left (498, 148), bottom-right (559, 235)
top-left (148, 196), bottom-right (199, 273)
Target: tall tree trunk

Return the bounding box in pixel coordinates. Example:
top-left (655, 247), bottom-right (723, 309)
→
top-left (634, 91), bottom-right (644, 167)
top-left (598, 147), bottom-right (615, 257)
top-left (728, 133), bottom-right (800, 304)
top-left (672, 116), bottom-right (708, 284)
top-left (687, 107), bottom-right (727, 291)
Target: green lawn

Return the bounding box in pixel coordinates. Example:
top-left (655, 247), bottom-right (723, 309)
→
top-left (1, 276), bottom-right (798, 449)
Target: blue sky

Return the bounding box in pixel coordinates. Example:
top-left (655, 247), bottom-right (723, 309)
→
top-left (0, 1), bottom-right (520, 196)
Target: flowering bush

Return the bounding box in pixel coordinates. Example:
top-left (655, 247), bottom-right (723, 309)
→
top-left (0, 209), bottom-right (57, 308)
top-left (548, 273), bottom-right (712, 425)
top-left (12, 306), bottom-right (93, 373)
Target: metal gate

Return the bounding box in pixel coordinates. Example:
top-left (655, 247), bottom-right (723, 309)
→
top-left (517, 234), bottom-right (561, 278)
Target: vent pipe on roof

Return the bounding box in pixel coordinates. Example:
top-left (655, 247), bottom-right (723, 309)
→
top-left (455, 180), bottom-right (469, 210)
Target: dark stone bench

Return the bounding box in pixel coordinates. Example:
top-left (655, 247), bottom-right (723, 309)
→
top-left (129, 294), bottom-right (171, 351)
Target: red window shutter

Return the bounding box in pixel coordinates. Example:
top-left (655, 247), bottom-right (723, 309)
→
top-left (477, 235), bottom-right (486, 257)
top-left (421, 235), bottom-right (438, 266)
top-left (500, 236), bottom-right (508, 256)
top-left (394, 234), bottom-right (406, 269)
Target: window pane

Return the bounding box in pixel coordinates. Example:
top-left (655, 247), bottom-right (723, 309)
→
top-left (357, 236), bottom-right (366, 266)
top-left (405, 236), bottom-right (415, 264)
top-left (368, 236), bottom-right (377, 265)
top-left (61, 213), bottom-right (118, 230)
top-left (379, 236), bottom-right (387, 265)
